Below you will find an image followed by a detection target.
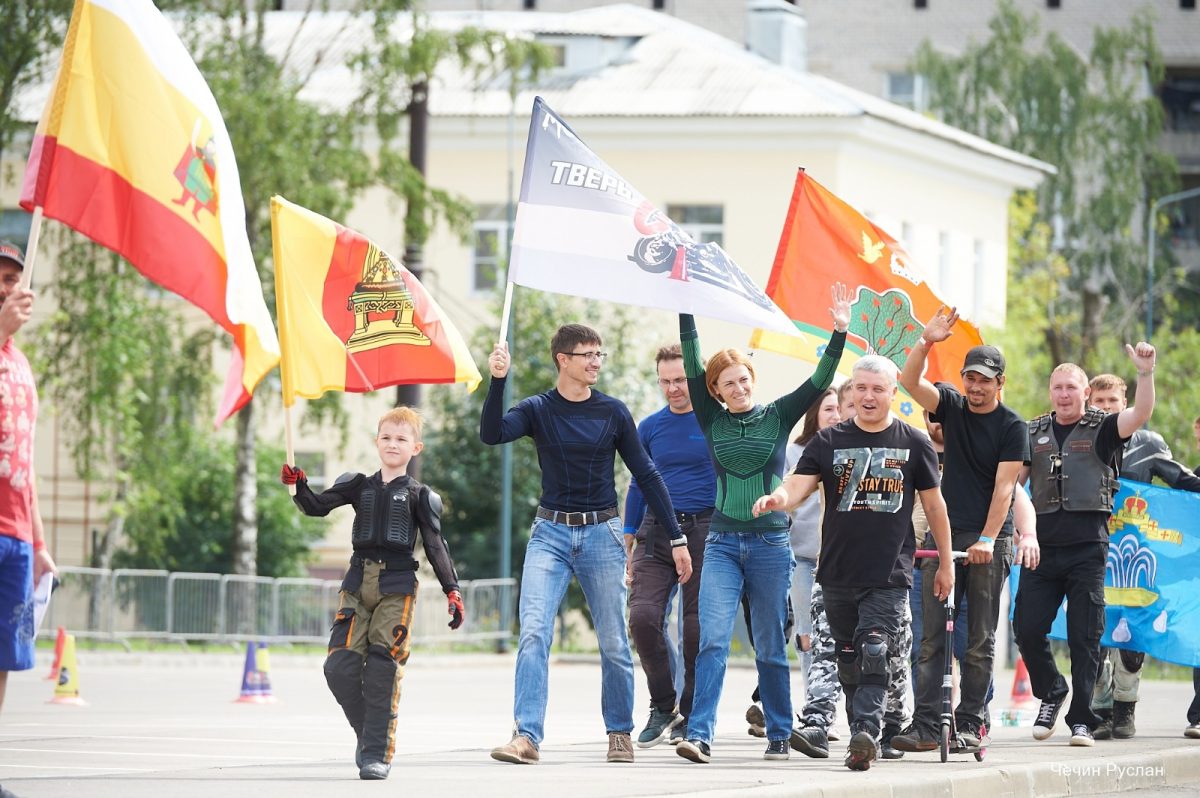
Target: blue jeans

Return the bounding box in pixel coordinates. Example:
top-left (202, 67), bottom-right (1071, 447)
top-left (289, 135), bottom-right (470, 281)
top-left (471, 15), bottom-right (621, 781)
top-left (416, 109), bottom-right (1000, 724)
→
top-left (688, 530), bottom-right (795, 744)
top-left (513, 517), bottom-right (634, 746)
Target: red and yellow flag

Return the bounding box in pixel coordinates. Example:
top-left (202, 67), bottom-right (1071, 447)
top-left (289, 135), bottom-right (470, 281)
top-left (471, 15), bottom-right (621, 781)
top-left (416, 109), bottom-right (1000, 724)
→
top-left (20, 0), bottom-right (279, 426)
top-left (750, 171), bottom-right (984, 423)
top-left (271, 196), bottom-right (481, 404)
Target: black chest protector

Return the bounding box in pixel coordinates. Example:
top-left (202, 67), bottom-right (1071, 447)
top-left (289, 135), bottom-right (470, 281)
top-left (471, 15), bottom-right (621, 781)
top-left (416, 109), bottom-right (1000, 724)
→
top-left (1028, 410), bottom-right (1118, 515)
top-left (343, 472), bottom-right (420, 554)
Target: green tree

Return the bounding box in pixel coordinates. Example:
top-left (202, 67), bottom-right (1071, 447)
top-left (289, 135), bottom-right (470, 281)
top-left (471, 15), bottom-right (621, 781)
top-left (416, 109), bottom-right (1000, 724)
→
top-left (419, 286), bottom-right (659, 584)
top-left (0, 0), bottom-right (71, 168)
top-left (913, 0), bottom-right (1180, 371)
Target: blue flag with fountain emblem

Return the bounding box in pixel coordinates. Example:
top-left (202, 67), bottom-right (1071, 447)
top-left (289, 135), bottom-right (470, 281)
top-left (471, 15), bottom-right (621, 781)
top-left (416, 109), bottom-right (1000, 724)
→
top-left (1018, 480), bottom-right (1200, 668)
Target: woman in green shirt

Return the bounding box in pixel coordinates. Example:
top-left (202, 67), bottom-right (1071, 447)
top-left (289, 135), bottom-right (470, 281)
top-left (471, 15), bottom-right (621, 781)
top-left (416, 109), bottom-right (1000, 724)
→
top-left (676, 283), bottom-right (850, 763)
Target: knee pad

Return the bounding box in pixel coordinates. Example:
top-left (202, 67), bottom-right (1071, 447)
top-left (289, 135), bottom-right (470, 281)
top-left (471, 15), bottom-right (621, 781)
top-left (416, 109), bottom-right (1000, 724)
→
top-left (858, 631), bottom-right (888, 687)
top-left (324, 648), bottom-right (365, 698)
top-left (1118, 649), bottom-right (1145, 673)
top-left (363, 645), bottom-right (400, 697)
top-left (836, 640), bottom-right (859, 686)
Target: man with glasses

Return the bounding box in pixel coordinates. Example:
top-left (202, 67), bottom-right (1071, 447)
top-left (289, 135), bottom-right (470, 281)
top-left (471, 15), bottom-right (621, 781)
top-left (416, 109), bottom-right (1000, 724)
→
top-left (624, 344), bottom-right (715, 748)
top-left (482, 324), bottom-right (692, 765)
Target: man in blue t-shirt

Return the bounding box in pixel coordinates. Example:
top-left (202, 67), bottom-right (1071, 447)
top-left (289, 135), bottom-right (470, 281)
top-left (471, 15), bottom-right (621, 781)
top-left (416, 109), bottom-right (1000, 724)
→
top-left (482, 324), bottom-right (691, 766)
top-left (624, 344), bottom-right (716, 749)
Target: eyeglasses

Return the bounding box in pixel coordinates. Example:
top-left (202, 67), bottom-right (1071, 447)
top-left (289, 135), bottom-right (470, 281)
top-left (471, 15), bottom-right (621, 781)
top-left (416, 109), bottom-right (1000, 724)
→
top-left (658, 377), bottom-right (688, 389)
top-left (561, 351), bottom-right (608, 362)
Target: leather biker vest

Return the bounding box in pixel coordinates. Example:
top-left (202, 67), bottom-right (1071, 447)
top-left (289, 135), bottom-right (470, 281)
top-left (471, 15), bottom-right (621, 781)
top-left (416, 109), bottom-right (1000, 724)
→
top-left (1028, 410), bottom-right (1117, 515)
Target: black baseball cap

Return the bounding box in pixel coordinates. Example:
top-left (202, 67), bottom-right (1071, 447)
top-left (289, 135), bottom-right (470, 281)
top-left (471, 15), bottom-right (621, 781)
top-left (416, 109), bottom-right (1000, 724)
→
top-left (0, 240), bottom-right (25, 271)
top-left (962, 345), bottom-right (1005, 379)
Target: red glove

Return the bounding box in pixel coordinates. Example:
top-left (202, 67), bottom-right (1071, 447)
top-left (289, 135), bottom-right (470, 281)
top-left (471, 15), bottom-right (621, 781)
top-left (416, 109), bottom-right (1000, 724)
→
top-left (281, 463), bottom-right (306, 486)
top-left (447, 589), bottom-right (464, 630)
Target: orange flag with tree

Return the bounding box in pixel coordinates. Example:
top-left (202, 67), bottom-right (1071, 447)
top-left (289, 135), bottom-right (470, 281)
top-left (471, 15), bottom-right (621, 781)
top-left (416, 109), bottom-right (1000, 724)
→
top-left (271, 196), bottom-right (481, 408)
top-left (750, 170), bottom-right (984, 425)
top-left (20, 0), bottom-right (279, 426)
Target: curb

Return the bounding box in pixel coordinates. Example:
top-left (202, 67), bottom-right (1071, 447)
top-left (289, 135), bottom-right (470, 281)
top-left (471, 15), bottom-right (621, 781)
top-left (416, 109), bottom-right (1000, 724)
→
top-left (673, 745), bottom-right (1200, 798)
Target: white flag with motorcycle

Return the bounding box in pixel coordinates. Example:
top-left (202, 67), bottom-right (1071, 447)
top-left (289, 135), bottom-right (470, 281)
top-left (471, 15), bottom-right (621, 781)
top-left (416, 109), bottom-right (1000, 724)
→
top-left (503, 97), bottom-right (801, 337)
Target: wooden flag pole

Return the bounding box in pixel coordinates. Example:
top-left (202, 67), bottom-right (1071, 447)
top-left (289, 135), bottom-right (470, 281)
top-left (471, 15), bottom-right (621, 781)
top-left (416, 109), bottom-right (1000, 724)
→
top-left (18, 207), bottom-right (45, 292)
top-left (283, 403), bottom-right (297, 497)
top-left (497, 281), bottom-right (515, 346)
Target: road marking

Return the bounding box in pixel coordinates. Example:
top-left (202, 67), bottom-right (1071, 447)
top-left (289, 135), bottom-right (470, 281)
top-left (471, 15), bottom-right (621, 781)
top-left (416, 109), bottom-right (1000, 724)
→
top-left (0, 733), bottom-right (328, 746)
top-left (0, 764), bottom-right (156, 773)
top-left (0, 747), bottom-right (310, 761)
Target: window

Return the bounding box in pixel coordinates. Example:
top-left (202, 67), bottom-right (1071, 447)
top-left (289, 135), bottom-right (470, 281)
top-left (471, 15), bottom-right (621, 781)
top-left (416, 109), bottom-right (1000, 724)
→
top-left (523, 0), bottom-right (536, 10)
top-left (914, 0), bottom-right (928, 8)
top-left (886, 72), bottom-right (928, 111)
top-left (1160, 67), bottom-right (1200, 131)
top-left (1184, 0), bottom-right (1197, 11)
top-left (665, 205), bottom-right (723, 246)
top-left (652, 0), bottom-right (667, 10)
top-left (1047, 0), bottom-right (1061, 8)
top-left (471, 204), bottom-right (509, 295)
top-left (0, 210), bottom-right (32, 252)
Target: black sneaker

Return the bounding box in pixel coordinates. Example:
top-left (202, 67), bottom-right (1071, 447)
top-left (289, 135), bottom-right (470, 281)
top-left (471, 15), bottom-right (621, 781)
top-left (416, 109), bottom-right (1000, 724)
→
top-left (844, 731), bottom-right (878, 772)
top-left (676, 738), bottom-right (711, 763)
top-left (668, 718), bottom-right (688, 745)
top-left (879, 726), bottom-right (905, 760)
top-left (764, 739), bottom-right (789, 760)
top-left (957, 720), bottom-right (983, 749)
top-left (1069, 724), bottom-right (1095, 747)
top-left (789, 726), bottom-right (829, 759)
top-left (636, 707), bottom-right (683, 748)
top-left (891, 724), bottom-right (938, 752)
top-left (1094, 714), bottom-right (1113, 740)
top-left (1033, 698), bottom-right (1064, 740)
top-left (745, 703), bottom-right (766, 738)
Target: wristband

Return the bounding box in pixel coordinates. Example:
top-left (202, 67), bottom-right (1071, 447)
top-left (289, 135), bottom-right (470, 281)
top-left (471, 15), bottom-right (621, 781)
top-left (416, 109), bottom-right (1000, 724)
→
top-left (33, 538), bottom-right (46, 552)
top-left (918, 336), bottom-right (930, 348)
top-left (1138, 369), bottom-right (1154, 377)
top-left (670, 537), bottom-right (687, 548)
top-left (977, 535), bottom-right (994, 545)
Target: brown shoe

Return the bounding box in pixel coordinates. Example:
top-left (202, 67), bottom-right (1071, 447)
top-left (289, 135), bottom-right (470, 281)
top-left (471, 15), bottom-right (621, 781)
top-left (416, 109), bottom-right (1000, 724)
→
top-left (607, 731), bottom-right (634, 763)
top-left (491, 733), bottom-right (539, 764)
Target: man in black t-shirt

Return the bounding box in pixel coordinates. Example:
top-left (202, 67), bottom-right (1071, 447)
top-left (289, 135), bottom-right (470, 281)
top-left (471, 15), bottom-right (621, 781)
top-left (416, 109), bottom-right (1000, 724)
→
top-left (754, 355), bottom-right (953, 772)
top-left (894, 308), bottom-right (1034, 752)
top-left (1014, 345), bottom-right (1157, 748)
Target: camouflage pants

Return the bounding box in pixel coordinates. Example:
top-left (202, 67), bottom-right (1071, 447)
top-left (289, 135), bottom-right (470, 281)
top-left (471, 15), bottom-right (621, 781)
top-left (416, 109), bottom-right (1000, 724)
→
top-left (798, 582), bottom-right (912, 731)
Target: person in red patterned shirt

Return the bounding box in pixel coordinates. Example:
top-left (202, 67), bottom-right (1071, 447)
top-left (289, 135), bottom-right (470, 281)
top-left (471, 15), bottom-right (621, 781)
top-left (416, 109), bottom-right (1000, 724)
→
top-left (0, 239), bottom-right (55, 716)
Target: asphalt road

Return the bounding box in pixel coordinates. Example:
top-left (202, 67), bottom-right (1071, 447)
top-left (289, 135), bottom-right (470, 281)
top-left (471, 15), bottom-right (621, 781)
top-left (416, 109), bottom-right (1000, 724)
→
top-left (2, 652), bottom-right (1200, 798)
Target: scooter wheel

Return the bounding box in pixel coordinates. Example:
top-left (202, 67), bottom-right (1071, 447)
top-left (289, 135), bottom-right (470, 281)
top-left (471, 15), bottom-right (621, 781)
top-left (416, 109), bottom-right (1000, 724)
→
top-left (940, 724), bottom-right (950, 763)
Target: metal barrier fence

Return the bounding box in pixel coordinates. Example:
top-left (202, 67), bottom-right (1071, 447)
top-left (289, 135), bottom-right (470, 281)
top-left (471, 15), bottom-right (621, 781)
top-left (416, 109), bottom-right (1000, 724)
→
top-left (48, 567), bottom-right (516, 649)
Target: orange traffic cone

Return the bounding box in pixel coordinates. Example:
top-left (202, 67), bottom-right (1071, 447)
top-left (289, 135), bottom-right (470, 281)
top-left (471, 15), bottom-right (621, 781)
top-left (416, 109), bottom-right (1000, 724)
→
top-left (1011, 656), bottom-right (1034, 707)
top-left (49, 633), bottom-right (85, 705)
top-left (45, 626), bottom-right (66, 680)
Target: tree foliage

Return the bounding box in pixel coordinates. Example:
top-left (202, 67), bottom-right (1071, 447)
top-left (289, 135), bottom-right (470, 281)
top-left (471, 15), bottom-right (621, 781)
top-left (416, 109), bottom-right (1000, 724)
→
top-left (913, 0), bottom-right (1181, 370)
top-left (0, 0), bottom-right (71, 169)
top-left (419, 286), bottom-right (660, 583)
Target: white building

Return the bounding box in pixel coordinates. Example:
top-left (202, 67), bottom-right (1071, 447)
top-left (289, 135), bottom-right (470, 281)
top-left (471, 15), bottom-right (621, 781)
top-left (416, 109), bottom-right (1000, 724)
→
top-left (3, 3), bottom-right (1049, 572)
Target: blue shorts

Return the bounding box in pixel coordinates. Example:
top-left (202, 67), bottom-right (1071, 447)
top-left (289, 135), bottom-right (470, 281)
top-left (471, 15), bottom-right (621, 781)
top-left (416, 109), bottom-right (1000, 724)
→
top-left (0, 535), bottom-right (34, 671)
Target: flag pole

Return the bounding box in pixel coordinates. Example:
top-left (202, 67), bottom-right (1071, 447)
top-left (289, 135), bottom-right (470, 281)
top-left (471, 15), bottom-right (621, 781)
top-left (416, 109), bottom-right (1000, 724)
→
top-left (283, 403), bottom-right (297, 497)
top-left (18, 207), bottom-right (45, 292)
top-left (497, 280), bottom-right (515, 345)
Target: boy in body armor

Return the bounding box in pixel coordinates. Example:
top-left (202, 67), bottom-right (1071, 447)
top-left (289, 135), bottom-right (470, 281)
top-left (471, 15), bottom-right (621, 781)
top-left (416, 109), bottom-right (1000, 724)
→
top-left (281, 407), bottom-right (464, 780)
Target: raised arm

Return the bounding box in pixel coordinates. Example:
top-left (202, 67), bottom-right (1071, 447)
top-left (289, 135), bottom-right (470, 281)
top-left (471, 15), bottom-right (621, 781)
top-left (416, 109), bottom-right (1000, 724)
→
top-left (1117, 342), bottom-right (1157, 438)
top-left (776, 284), bottom-right (850, 419)
top-left (899, 306), bottom-right (959, 414)
top-left (479, 342), bottom-right (534, 445)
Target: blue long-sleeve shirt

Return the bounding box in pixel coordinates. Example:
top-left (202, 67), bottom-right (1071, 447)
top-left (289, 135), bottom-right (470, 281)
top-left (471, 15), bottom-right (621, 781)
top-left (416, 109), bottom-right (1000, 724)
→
top-left (623, 405), bottom-right (716, 534)
top-left (480, 375), bottom-right (683, 542)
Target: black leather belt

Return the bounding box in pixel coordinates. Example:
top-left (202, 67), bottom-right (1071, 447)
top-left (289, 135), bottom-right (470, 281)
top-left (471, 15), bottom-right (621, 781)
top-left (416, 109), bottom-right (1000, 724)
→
top-left (350, 553), bottom-right (417, 571)
top-left (536, 506), bottom-right (619, 526)
top-left (675, 508), bottom-right (714, 525)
